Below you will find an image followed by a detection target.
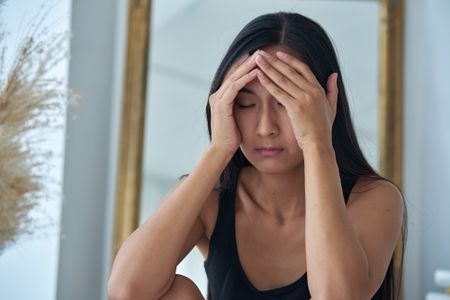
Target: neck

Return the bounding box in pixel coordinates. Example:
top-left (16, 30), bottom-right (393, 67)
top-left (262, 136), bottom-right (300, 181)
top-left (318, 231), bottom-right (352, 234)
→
top-left (241, 165), bottom-right (306, 223)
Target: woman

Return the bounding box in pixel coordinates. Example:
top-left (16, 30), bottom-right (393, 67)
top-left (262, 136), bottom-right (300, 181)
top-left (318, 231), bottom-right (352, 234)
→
top-left (108, 12), bottom-right (406, 300)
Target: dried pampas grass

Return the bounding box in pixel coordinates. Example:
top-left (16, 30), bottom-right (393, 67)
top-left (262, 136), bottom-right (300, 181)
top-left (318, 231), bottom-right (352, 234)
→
top-left (0, 3), bottom-right (78, 253)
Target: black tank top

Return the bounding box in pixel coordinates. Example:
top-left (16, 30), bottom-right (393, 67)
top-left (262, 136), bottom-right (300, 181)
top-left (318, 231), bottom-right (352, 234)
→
top-left (203, 169), bottom-right (310, 300)
top-left (203, 168), bottom-right (383, 300)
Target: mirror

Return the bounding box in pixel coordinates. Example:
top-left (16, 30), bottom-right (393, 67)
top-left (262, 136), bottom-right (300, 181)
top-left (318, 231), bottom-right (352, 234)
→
top-left (113, 0), bottom-right (404, 298)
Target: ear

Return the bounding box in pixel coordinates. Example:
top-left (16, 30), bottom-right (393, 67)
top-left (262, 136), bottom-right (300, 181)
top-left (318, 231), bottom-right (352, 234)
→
top-left (326, 72), bottom-right (339, 119)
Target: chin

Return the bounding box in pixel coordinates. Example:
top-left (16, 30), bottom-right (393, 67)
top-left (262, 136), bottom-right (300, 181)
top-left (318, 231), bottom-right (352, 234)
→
top-left (252, 163), bottom-right (304, 175)
top-left (241, 150), bottom-right (304, 174)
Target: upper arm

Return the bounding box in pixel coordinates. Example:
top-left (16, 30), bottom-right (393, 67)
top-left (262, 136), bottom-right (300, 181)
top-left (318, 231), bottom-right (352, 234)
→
top-left (346, 179), bottom-right (405, 297)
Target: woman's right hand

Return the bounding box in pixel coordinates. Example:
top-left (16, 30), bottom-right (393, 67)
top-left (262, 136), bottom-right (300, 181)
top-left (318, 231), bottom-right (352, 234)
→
top-left (208, 51), bottom-right (258, 156)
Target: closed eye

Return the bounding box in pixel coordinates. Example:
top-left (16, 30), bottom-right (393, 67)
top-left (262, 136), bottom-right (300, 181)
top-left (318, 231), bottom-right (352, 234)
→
top-left (237, 103), bottom-right (255, 108)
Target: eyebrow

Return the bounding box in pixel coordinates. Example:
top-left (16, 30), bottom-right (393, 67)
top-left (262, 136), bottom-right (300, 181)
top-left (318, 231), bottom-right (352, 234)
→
top-left (238, 87), bottom-right (256, 95)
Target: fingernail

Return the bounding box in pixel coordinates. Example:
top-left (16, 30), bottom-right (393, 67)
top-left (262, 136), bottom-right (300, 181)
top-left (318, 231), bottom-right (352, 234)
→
top-left (276, 51), bottom-right (289, 59)
top-left (256, 55), bottom-right (267, 65)
top-left (259, 49), bottom-right (268, 56)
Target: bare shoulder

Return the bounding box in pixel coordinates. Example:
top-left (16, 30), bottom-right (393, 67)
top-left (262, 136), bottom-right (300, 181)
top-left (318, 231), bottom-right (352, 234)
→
top-left (348, 177), bottom-right (404, 213)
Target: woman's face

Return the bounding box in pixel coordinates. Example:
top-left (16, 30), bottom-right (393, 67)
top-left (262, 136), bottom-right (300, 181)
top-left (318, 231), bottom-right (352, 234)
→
top-left (232, 45), bottom-right (305, 174)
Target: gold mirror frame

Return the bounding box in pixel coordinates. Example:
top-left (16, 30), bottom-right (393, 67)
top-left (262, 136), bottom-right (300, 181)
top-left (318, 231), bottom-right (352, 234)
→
top-left (112, 0), bottom-right (404, 292)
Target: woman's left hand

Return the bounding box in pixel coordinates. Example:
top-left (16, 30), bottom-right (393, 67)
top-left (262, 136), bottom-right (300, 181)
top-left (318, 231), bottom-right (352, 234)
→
top-left (254, 49), bottom-right (339, 150)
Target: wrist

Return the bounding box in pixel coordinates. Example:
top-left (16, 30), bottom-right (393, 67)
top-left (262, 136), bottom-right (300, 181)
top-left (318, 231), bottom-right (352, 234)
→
top-left (205, 144), bottom-right (235, 164)
top-left (301, 141), bottom-right (335, 157)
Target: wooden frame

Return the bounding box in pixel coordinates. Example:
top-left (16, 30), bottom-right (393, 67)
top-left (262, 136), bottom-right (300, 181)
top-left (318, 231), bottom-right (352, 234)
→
top-left (379, 0), bottom-right (404, 188)
top-left (379, 0), bottom-right (405, 297)
top-left (111, 0), bottom-right (151, 260)
top-left (112, 0), bottom-right (405, 293)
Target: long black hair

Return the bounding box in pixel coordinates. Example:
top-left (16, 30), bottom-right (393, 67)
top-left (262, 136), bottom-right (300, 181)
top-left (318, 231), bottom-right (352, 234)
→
top-left (205, 12), bottom-right (406, 300)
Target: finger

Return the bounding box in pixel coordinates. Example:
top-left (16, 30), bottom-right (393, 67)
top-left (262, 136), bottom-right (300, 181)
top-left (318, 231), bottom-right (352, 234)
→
top-left (257, 50), bottom-right (315, 95)
top-left (256, 70), bottom-right (294, 108)
top-left (326, 72), bottom-right (339, 114)
top-left (225, 53), bottom-right (249, 78)
top-left (221, 68), bottom-right (258, 105)
top-left (255, 53), bottom-right (309, 98)
top-left (217, 54), bottom-right (252, 98)
top-left (223, 51), bottom-right (258, 83)
top-left (275, 51), bottom-right (322, 88)
top-left (218, 52), bottom-right (258, 101)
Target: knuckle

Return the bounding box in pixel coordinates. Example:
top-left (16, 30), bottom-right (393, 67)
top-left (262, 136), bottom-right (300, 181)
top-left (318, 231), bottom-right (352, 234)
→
top-left (209, 92), bottom-right (220, 104)
top-left (278, 76), bottom-right (288, 85)
top-left (287, 68), bottom-right (297, 79)
top-left (229, 81), bottom-right (240, 90)
top-left (228, 73), bottom-right (238, 82)
top-left (314, 88), bottom-right (325, 98)
top-left (272, 88), bottom-right (282, 97)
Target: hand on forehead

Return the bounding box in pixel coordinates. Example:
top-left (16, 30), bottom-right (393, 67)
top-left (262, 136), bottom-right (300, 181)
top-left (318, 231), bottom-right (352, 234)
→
top-left (224, 45), bottom-right (301, 82)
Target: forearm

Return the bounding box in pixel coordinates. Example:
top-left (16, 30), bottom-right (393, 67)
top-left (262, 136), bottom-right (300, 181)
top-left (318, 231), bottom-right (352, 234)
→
top-left (109, 145), bottom-right (231, 299)
top-left (303, 142), bottom-right (369, 299)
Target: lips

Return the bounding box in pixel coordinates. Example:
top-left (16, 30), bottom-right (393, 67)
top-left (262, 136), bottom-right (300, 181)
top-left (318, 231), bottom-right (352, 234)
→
top-left (255, 147), bottom-right (283, 157)
top-left (255, 146), bottom-right (283, 151)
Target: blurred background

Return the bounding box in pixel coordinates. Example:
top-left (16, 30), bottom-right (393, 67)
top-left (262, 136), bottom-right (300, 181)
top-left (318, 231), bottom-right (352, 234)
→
top-left (0, 0), bottom-right (449, 299)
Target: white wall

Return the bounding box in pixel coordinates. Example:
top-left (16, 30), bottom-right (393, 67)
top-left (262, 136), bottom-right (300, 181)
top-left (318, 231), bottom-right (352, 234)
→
top-left (403, 0), bottom-right (450, 299)
top-left (56, 0), bottom-right (127, 299)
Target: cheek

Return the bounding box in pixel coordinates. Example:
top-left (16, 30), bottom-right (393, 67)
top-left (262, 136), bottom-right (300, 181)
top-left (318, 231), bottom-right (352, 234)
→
top-left (233, 110), bottom-right (251, 133)
top-left (233, 110), bottom-right (243, 131)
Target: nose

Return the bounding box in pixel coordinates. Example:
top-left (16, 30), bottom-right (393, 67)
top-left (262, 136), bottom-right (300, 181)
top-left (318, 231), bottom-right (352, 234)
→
top-left (256, 107), bottom-right (279, 137)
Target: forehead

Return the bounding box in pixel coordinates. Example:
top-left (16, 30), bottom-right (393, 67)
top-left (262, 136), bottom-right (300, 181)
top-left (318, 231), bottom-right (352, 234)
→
top-left (259, 44), bottom-right (297, 58)
top-left (238, 77), bottom-right (271, 100)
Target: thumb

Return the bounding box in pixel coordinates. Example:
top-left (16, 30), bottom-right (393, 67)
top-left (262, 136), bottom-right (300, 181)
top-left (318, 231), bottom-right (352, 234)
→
top-left (326, 72), bottom-right (339, 114)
